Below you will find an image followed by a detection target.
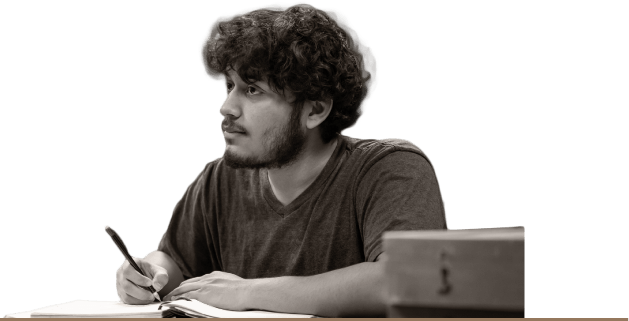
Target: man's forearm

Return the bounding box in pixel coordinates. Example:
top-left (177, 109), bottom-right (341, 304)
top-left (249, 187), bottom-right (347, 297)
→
top-left (144, 250), bottom-right (185, 297)
top-left (246, 261), bottom-right (386, 317)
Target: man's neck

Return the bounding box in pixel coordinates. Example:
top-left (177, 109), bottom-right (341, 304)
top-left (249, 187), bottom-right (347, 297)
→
top-left (267, 136), bottom-right (338, 206)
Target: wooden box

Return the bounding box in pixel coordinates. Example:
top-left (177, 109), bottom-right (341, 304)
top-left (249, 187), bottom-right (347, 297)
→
top-left (383, 227), bottom-right (524, 317)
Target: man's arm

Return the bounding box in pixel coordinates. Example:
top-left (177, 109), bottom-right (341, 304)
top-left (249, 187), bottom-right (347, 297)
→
top-left (165, 258), bottom-right (387, 317)
top-left (248, 260), bottom-right (386, 317)
top-left (143, 250), bottom-right (186, 298)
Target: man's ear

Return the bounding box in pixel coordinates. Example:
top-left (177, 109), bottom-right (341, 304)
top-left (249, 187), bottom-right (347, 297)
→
top-left (304, 99), bottom-right (333, 130)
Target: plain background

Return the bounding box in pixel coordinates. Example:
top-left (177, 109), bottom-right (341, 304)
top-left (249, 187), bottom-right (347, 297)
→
top-left (1, 0), bottom-right (627, 317)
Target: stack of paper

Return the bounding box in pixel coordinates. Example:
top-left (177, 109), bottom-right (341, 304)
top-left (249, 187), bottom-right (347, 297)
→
top-left (5, 299), bottom-right (315, 318)
top-left (161, 299), bottom-right (314, 318)
top-left (19, 300), bottom-right (162, 318)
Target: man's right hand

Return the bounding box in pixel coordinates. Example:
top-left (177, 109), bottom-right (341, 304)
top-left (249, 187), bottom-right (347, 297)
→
top-left (116, 257), bottom-right (169, 304)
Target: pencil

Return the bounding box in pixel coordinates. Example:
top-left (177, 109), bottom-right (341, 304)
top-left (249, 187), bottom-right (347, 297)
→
top-left (105, 226), bottom-right (161, 302)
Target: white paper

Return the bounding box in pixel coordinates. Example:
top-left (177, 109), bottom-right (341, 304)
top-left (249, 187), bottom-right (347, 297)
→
top-left (28, 300), bottom-right (162, 318)
top-left (162, 299), bottom-right (314, 318)
top-left (11, 299), bottom-right (314, 318)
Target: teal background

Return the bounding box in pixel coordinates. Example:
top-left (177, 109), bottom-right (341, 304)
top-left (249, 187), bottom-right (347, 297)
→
top-left (1, 0), bottom-right (627, 317)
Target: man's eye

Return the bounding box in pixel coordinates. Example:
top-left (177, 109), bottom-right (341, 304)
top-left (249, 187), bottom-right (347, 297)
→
top-left (246, 86), bottom-right (260, 95)
top-left (226, 83), bottom-right (234, 92)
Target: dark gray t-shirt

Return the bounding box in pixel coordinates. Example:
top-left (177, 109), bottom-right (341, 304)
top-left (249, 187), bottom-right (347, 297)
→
top-left (158, 136), bottom-right (446, 279)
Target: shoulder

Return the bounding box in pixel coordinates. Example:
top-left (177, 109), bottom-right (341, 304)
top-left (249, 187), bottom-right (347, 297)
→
top-left (340, 136), bottom-right (434, 171)
top-left (193, 158), bottom-right (223, 186)
top-left (195, 157), bottom-right (259, 190)
top-left (343, 136), bottom-right (427, 157)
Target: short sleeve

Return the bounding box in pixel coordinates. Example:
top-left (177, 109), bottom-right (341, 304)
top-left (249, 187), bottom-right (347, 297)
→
top-left (356, 151), bottom-right (446, 262)
top-left (157, 164), bottom-right (220, 279)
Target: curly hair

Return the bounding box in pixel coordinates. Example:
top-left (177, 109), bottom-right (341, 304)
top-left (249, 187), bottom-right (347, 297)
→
top-left (203, 4), bottom-right (371, 143)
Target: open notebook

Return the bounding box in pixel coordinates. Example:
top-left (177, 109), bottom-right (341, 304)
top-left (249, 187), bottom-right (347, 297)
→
top-left (5, 299), bottom-right (314, 318)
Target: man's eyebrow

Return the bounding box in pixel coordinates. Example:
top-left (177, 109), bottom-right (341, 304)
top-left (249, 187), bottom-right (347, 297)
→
top-left (244, 78), bottom-right (268, 89)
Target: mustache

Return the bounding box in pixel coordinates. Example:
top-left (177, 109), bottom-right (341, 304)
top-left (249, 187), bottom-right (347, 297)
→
top-left (221, 118), bottom-right (246, 133)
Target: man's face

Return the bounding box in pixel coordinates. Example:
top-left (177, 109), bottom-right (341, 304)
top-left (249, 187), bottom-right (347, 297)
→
top-left (220, 70), bottom-right (306, 169)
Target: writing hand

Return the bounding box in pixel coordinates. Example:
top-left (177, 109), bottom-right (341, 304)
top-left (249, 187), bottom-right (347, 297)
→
top-left (116, 257), bottom-right (168, 304)
top-left (164, 271), bottom-right (251, 311)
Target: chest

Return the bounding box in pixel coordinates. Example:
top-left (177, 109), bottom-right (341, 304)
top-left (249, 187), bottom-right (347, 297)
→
top-left (214, 184), bottom-right (364, 277)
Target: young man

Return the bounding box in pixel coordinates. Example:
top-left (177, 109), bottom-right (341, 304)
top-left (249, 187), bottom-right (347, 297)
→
top-left (115, 5), bottom-right (446, 317)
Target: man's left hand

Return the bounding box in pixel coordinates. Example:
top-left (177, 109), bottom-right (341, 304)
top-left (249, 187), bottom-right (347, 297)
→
top-left (164, 271), bottom-right (252, 311)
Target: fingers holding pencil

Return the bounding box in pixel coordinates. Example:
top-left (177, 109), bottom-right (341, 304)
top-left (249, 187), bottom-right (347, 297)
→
top-left (106, 226), bottom-right (167, 304)
top-left (116, 257), bottom-right (168, 304)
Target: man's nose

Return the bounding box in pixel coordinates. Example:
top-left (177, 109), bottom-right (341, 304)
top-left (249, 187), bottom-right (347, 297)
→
top-left (220, 91), bottom-right (242, 118)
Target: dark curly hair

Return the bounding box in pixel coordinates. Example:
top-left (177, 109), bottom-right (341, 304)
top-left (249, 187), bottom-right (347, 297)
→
top-left (203, 4), bottom-right (371, 143)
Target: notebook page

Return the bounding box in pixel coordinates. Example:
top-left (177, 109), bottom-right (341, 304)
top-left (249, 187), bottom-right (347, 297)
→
top-left (29, 300), bottom-right (162, 317)
top-left (162, 299), bottom-right (314, 318)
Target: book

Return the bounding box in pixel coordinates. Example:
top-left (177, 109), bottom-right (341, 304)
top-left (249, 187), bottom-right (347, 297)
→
top-left (382, 227), bottom-right (525, 317)
top-left (5, 299), bottom-right (314, 318)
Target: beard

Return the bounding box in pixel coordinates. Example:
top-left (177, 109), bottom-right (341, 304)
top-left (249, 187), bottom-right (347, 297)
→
top-left (223, 107), bottom-right (307, 170)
